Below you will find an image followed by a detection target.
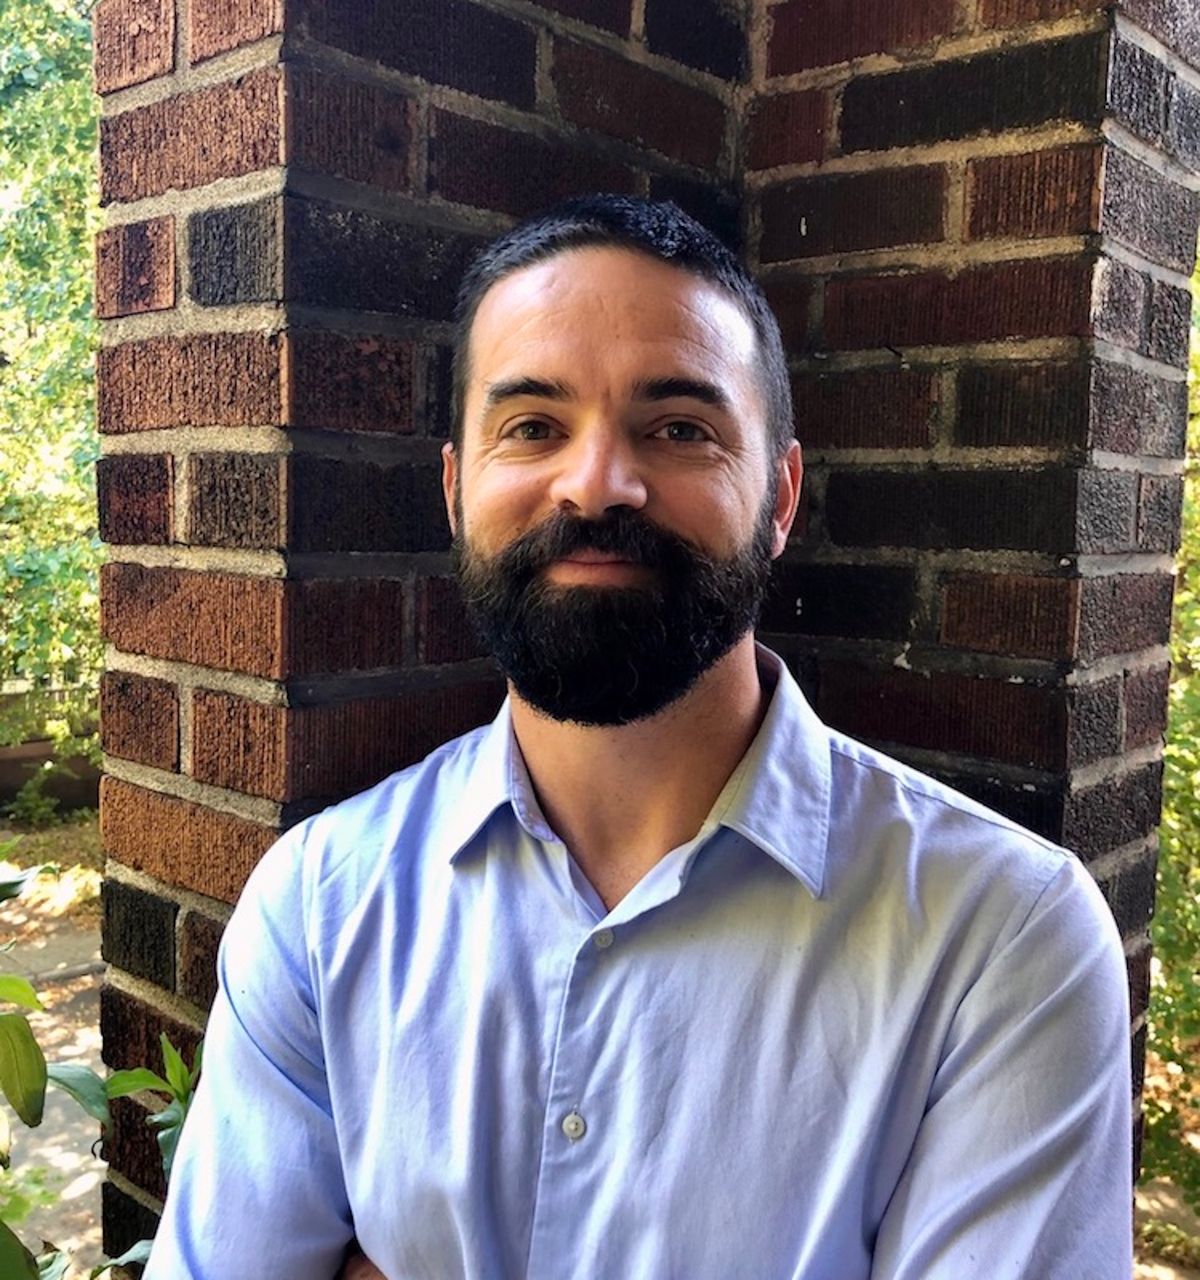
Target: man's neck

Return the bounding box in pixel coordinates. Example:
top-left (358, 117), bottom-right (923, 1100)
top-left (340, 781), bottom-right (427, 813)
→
top-left (509, 635), bottom-right (769, 911)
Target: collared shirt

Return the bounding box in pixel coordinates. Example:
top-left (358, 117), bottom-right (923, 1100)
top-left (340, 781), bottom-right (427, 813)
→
top-left (149, 647), bottom-right (1132, 1280)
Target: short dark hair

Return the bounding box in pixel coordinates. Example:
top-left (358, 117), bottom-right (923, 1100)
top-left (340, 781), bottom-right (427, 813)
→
top-left (449, 194), bottom-right (794, 457)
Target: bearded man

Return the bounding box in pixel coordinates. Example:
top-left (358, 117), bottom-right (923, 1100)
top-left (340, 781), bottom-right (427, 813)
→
top-left (147, 196), bottom-right (1132, 1279)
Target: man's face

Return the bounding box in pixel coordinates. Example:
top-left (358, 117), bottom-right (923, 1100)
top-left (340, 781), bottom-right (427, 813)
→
top-left (443, 245), bottom-right (801, 725)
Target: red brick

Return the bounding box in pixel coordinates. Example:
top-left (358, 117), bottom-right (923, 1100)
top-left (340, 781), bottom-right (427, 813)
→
top-left (1127, 937), bottom-right (1152, 1022)
top-left (100, 982), bottom-right (203, 1074)
top-left (106, 1095), bottom-right (166, 1202)
top-left (1078, 573), bottom-right (1176, 661)
top-left (94, 0), bottom-right (174, 94)
top-left (191, 681), bottom-right (503, 802)
top-left (101, 776), bottom-right (278, 903)
top-left (823, 258), bottom-right (1092, 351)
top-left (791, 368), bottom-right (937, 449)
top-left (1137, 473), bottom-right (1184, 553)
top-left (645, 0), bottom-right (744, 80)
top-left (286, 578), bottom-right (408, 673)
top-left (100, 67), bottom-right (281, 204)
top-left (416, 577), bottom-right (486, 664)
top-left (760, 166), bottom-right (946, 262)
top-left (101, 1182), bottom-right (161, 1261)
top-left (979, 0), bottom-right (1105, 24)
top-left (429, 110), bottom-right (638, 220)
top-left (97, 333), bottom-right (283, 433)
top-left (1125, 665), bottom-right (1170, 750)
top-left (287, 332), bottom-right (415, 434)
top-left (95, 217), bottom-right (175, 319)
top-left (768, 0), bottom-right (958, 76)
top-left (818, 662), bottom-right (1068, 770)
top-left (747, 91), bottom-right (828, 170)
top-left (100, 671), bottom-right (179, 771)
top-left (553, 38), bottom-right (726, 170)
top-left (956, 361), bottom-right (1090, 449)
top-left (287, 65), bottom-right (413, 192)
top-left (178, 910), bottom-right (226, 1011)
top-left (762, 275), bottom-right (815, 352)
top-left (190, 0), bottom-right (284, 62)
top-left (96, 454), bottom-right (173, 545)
top-left (187, 454), bottom-right (282, 550)
top-left (101, 563), bottom-right (287, 678)
top-left (528, 0), bottom-right (629, 31)
top-left (941, 574), bottom-right (1081, 659)
top-left (968, 145), bottom-right (1101, 240)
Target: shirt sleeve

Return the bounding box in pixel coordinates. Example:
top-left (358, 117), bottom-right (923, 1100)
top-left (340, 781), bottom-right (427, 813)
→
top-left (144, 824), bottom-right (354, 1280)
top-left (870, 856), bottom-right (1133, 1280)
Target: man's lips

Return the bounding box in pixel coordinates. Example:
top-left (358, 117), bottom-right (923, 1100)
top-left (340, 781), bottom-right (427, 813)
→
top-left (557, 550), bottom-right (641, 565)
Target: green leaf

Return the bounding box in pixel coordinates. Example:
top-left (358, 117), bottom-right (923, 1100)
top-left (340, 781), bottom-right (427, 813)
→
top-left (36, 1250), bottom-right (69, 1280)
top-left (0, 1105), bottom-right (10, 1168)
top-left (189, 1039), bottom-right (203, 1089)
top-left (0, 1014), bottom-right (46, 1127)
top-left (0, 976), bottom-right (42, 1012)
top-left (105, 1067), bottom-right (170, 1099)
top-left (47, 1062), bottom-right (109, 1130)
top-left (0, 866), bottom-right (50, 904)
top-left (89, 1238), bottom-right (153, 1278)
top-left (0, 1217), bottom-right (38, 1280)
top-left (160, 1033), bottom-right (189, 1102)
top-left (148, 1096), bottom-right (186, 1183)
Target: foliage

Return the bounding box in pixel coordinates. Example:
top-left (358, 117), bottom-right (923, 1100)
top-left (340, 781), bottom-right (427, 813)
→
top-left (0, 0), bottom-right (101, 764)
top-left (1137, 1218), bottom-right (1200, 1270)
top-left (1141, 254), bottom-right (1200, 1208)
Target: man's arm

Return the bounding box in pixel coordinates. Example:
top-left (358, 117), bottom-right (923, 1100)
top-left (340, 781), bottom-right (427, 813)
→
top-left (144, 827), bottom-right (355, 1280)
top-left (871, 857), bottom-right (1133, 1279)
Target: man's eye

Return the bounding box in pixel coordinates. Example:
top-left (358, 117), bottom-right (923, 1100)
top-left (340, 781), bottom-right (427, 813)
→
top-left (657, 421), bottom-right (708, 442)
top-left (510, 420), bottom-right (554, 441)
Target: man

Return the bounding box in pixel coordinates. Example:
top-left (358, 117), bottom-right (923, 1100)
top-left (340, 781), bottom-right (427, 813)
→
top-left (147, 195), bottom-right (1132, 1279)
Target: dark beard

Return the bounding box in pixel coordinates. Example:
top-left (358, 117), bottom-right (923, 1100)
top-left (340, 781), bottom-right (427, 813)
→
top-left (454, 503), bottom-right (776, 726)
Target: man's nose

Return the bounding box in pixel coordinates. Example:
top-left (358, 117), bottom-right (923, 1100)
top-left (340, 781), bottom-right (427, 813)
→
top-left (548, 429), bottom-right (648, 518)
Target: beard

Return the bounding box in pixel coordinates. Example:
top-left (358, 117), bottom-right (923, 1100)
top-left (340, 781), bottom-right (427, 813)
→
top-left (454, 498), bottom-right (777, 727)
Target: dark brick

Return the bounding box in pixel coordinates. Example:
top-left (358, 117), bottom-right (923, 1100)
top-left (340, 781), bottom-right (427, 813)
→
top-left (1120, 0), bottom-right (1200, 78)
top-left (191, 0), bottom-right (283, 61)
top-left (100, 983), bottom-right (201, 1074)
top-left (416, 576), bottom-right (486, 664)
top-left (818, 662), bottom-right (1068, 770)
top-left (289, 332), bottom-right (415, 435)
top-left (1068, 676), bottom-right (1123, 766)
top-left (528, 0), bottom-right (629, 33)
top-left (841, 33), bottom-right (1106, 153)
top-left (102, 1179), bottom-right (161, 1259)
top-left (95, 216), bottom-right (176, 319)
top-left (768, 0), bottom-right (957, 75)
top-left (106, 1095), bottom-right (167, 1202)
top-left (760, 562), bottom-right (916, 641)
top-left (1146, 278), bottom-right (1192, 368)
top-left (1167, 79), bottom-right (1200, 170)
top-left (646, 175), bottom-right (741, 249)
top-left (1108, 35), bottom-right (1171, 148)
top-left (1097, 847), bottom-right (1159, 934)
top-left (288, 64), bottom-right (413, 191)
top-left (1076, 468), bottom-right (1137, 553)
top-left (1090, 361), bottom-right (1188, 457)
top-left (921, 769), bottom-right (1067, 844)
top-left (96, 454), bottom-right (173, 545)
top-left (792, 368), bottom-right (937, 450)
top-left (1101, 146), bottom-right (1200, 275)
top-left (100, 671), bottom-right (179, 771)
top-left (1127, 938), bottom-right (1152, 1022)
top-left (1078, 573), bottom-right (1175, 660)
top-left (283, 197), bottom-right (481, 320)
top-left (296, 0), bottom-right (536, 109)
top-left (1093, 257), bottom-right (1148, 354)
top-left (979, 0), bottom-right (1106, 24)
top-left (824, 258), bottom-right (1092, 351)
top-left (187, 453), bottom-right (282, 549)
top-left (429, 111), bottom-right (637, 220)
top-left (759, 166), bottom-right (946, 262)
top-left (188, 198), bottom-right (280, 306)
top-left (94, 0), bottom-right (173, 94)
top-left (967, 145), bottom-right (1101, 240)
top-left (178, 910), bottom-right (225, 1011)
top-left (747, 91), bottom-right (827, 170)
top-left (422, 344), bottom-right (454, 440)
top-left (287, 457), bottom-right (449, 553)
top-left (763, 275), bottom-right (814, 353)
top-left (645, 0), bottom-right (744, 80)
top-left (553, 38), bottom-right (726, 170)
top-left (101, 880), bottom-right (177, 989)
top-left (1125, 664), bottom-right (1170, 750)
top-left (957, 361), bottom-right (1090, 449)
top-left (941, 574), bottom-right (1080, 660)
top-left (287, 579), bottom-right (411, 675)
top-left (1132, 1022), bottom-right (1147, 1103)
top-left (1137, 473), bottom-right (1184, 553)
top-left (826, 468), bottom-right (1076, 553)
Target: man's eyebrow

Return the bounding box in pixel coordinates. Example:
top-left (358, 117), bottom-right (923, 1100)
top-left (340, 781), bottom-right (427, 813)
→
top-left (482, 377), bottom-right (574, 408)
top-left (632, 377), bottom-right (730, 409)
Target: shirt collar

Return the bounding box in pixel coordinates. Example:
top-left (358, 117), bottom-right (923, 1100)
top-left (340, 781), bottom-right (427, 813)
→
top-left (442, 644), bottom-right (831, 899)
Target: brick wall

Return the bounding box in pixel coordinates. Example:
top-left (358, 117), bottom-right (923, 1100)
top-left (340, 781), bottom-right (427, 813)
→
top-left (94, 0), bottom-right (1196, 1245)
top-left (749, 0), bottom-right (1200, 1177)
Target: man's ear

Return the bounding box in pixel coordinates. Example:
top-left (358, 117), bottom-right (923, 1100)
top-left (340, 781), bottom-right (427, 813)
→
top-left (770, 441), bottom-right (803, 559)
top-left (441, 441), bottom-right (458, 538)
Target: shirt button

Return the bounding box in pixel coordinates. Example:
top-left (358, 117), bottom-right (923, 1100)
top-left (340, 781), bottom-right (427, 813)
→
top-left (561, 1111), bottom-right (587, 1141)
top-left (593, 929), bottom-right (614, 950)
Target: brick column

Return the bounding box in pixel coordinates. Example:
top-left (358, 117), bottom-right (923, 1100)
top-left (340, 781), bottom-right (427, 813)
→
top-left (749, 0), bottom-right (1198, 1177)
top-left (93, 0), bottom-right (746, 1249)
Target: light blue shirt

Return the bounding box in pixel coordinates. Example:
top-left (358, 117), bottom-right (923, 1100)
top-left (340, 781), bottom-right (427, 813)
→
top-left (149, 647), bottom-right (1132, 1279)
